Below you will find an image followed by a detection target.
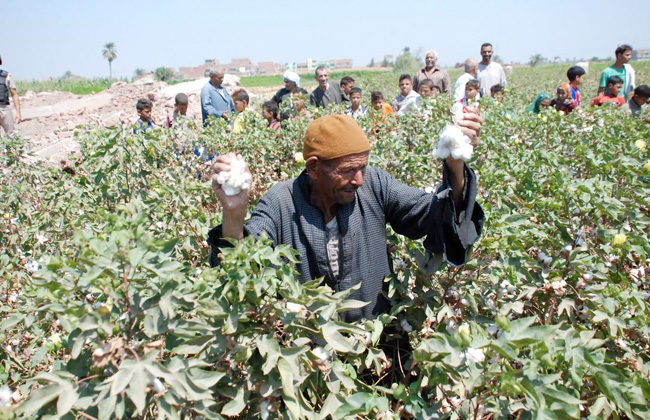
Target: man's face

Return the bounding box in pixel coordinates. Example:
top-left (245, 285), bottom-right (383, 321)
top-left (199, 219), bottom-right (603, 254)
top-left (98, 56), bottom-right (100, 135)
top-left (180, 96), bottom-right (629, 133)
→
top-left (138, 106), bottom-right (152, 122)
top-left (425, 54), bottom-right (437, 69)
top-left (175, 104), bottom-right (188, 115)
top-left (314, 152), bottom-right (369, 205)
top-left (618, 50), bottom-right (632, 63)
top-left (342, 81), bottom-right (355, 96)
top-left (315, 69), bottom-right (329, 88)
top-left (234, 99), bottom-right (246, 112)
top-left (480, 46), bottom-right (493, 62)
top-left (210, 73), bottom-right (225, 87)
top-left (372, 98), bottom-right (383, 110)
top-left (608, 83), bottom-right (623, 97)
top-left (284, 80), bottom-right (297, 91)
top-left (399, 78), bottom-right (412, 96)
top-left (418, 85), bottom-right (433, 98)
top-left (350, 92), bottom-right (361, 108)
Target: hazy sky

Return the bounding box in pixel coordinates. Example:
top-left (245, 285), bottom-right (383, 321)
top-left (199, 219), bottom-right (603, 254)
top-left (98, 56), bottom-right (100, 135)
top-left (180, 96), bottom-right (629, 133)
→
top-left (4, 0), bottom-right (650, 80)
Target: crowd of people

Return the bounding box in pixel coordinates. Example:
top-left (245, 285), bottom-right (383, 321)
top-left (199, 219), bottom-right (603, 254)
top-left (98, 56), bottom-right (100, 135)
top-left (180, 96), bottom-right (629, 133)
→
top-left (526, 44), bottom-right (649, 118)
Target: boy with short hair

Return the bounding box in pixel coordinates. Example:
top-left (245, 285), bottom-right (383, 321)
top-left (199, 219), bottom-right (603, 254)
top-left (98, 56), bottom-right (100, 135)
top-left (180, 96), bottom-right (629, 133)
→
top-left (567, 66), bottom-right (585, 107)
top-left (340, 76), bottom-right (355, 98)
top-left (346, 87), bottom-right (367, 119)
top-left (461, 79), bottom-right (481, 105)
top-left (621, 85), bottom-right (650, 118)
top-left (370, 91), bottom-right (396, 134)
top-left (417, 79), bottom-right (435, 98)
top-left (490, 83), bottom-right (504, 101)
top-left (231, 89), bottom-right (255, 133)
top-left (592, 76), bottom-right (625, 107)
top-left (133, 98), bottom-right (155, 134)
top-left (392, 74), bottom-right (421, 117)
top-left (167, 93), bottom-right (190, 128)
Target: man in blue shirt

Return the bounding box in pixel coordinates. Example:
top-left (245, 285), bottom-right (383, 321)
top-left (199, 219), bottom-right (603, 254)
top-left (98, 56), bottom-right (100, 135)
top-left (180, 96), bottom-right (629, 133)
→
top-left (201, 70), bottom-right (235, 127)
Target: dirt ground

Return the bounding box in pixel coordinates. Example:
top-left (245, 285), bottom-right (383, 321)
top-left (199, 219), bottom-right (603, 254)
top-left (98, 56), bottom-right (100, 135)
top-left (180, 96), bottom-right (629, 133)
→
top-left (8, 75), bottom-right (282, 166)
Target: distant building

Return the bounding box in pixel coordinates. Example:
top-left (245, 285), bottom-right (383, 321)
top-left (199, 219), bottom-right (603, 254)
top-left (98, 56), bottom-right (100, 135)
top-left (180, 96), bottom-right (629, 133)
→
top-left (178, 56), bottom-right (353, 79)
top-left (632, 49), bottom-right (650, 61)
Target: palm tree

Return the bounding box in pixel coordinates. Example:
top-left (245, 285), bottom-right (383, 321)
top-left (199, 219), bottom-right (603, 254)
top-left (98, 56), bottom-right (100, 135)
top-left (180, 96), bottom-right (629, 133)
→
top-left (102, 42), bottom-right (117, 80)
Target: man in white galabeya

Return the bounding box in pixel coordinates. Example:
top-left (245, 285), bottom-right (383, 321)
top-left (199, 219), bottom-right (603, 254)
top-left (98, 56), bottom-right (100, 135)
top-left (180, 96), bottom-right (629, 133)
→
top-left (477, 43), bottom-right (506, 97)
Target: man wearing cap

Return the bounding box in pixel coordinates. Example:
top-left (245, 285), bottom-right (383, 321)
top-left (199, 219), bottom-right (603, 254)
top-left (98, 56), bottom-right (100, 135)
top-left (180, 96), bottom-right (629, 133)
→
top-left (272, 71), bottom-right (300, 106)
top-left (208, 114), bottom-right (483, 323)
top-left (0, 55), bottom-right (22, 137)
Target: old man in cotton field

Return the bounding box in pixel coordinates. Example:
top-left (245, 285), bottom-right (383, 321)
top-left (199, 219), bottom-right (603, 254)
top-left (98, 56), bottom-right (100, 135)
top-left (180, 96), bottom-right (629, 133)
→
top-left (208, 114), bottom-right (484, 323)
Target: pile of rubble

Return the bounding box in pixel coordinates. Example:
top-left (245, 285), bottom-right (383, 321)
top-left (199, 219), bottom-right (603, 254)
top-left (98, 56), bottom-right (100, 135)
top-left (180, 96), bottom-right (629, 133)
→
top-left (15, 75), bottom-right (242, 164)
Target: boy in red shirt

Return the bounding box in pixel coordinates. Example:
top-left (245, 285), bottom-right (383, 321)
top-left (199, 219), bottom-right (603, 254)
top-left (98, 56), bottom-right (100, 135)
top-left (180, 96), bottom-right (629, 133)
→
top-left (592, 76), bottom-right (625, 107)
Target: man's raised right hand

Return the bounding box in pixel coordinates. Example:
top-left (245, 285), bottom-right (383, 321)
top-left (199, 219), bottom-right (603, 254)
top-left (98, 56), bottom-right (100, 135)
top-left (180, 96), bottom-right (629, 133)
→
top-left (211, 152), bottom-right (251, 239)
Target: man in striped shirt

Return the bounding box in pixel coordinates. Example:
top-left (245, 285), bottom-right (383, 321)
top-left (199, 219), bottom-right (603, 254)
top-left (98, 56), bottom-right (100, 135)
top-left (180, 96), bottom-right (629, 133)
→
top-left (209, 114), bottom-right (484, 323)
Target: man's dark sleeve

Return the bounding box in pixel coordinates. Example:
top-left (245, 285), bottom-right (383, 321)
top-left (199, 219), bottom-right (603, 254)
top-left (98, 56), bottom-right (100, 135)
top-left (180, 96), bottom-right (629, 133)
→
top-left (206, 185), bottom-right (283, 267)
top-left (380, 163), bottom-right (484, 266)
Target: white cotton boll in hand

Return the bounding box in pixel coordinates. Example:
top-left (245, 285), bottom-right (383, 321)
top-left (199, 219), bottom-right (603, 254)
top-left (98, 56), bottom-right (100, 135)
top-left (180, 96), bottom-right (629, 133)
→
top-left (433, 125), bottom-right (473, 161)
top-left (217, 156), bottom-right (252, 196)
top-left (450, 102), bottom-right (465, 124)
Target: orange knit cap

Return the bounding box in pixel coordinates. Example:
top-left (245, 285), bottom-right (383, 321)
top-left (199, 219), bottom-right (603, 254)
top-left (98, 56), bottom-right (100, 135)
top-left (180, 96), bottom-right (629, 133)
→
top-left (303, 115), bottom-right (371, 160)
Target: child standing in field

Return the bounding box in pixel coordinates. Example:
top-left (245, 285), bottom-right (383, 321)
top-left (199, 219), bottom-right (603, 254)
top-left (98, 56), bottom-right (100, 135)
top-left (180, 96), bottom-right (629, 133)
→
top-left (621, 85), bottom-right (650, 118)
top-left (392, 74), bottom-right (421, 117)
top-left (567, 66), bottom-right (585, 107)
top-left (167, 93), bottom-right (192, 128)
top-left (417, 79), bottom-right (435, 98)
top-left (231, 89), bottom-right (255, 133)
top-left (457, 79), bottom-right (481, 116)
top-left (551, 84), bottom-right (577, 115)
top-left (133, 98), bottom-right (155, 134)
top-left (346, 87), bottom-right (367, 119)
top-left (370, 91), bottom-right (396, 135)
top-left (262, 101), bottom-right (281, 130)
top-left (592, 76), bottom-right (626, 107)
top-left (490, 83), bottom-right (504, 102)
top-left (289, 88), bottom-right (311, 120)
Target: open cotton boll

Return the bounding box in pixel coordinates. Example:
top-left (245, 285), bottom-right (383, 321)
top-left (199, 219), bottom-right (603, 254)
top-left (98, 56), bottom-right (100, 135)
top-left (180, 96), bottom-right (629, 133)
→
top-left (433, 124), bottom-right (473, 161)
top-left (217, 157), bottom-right (252, 196)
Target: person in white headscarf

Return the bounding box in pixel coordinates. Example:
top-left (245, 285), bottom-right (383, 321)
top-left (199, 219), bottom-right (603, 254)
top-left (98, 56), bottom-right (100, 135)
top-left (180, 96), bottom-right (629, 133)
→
top-left (272, 70), bottom-right (301, 106)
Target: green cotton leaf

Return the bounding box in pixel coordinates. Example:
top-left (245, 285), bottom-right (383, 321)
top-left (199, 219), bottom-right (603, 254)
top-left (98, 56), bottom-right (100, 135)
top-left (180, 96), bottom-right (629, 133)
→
top-left (186, 368), bottom-right (226, 389)
top-left (109, 364), bottom-right (135, 396)
top-left (56, 383), bottom-right (78, 415)
top-left (126, 363), bottom-right (148, 414)
top-left (320, 392), bottom-right (343, 418)
top-left (220, 387), bottom-right (246, 417)
top-left (557, 298), bottom-right (575, 317)
top-left (335, 299), bottom-right (369, 312)
top-left (503, 213), bottom-right (529, 226)
top-left (491, 338), bottom-right (518, 360)
top-left (0, 313), bottom-right (24, 331)
top-left (143, 306), bottom-right (167, 336)
top-left (541, 385), bottom-right (585, 405)
top-left (322, 321), bottom-right (354, 353)
top-left (97, 393), bottom-right (117, 420)
top-left (334, 392), bottom-right (374, 416)
top-left (16, 384), bottom-right (61, 416)
top-left (173, 334), bottom-right (215, 355)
